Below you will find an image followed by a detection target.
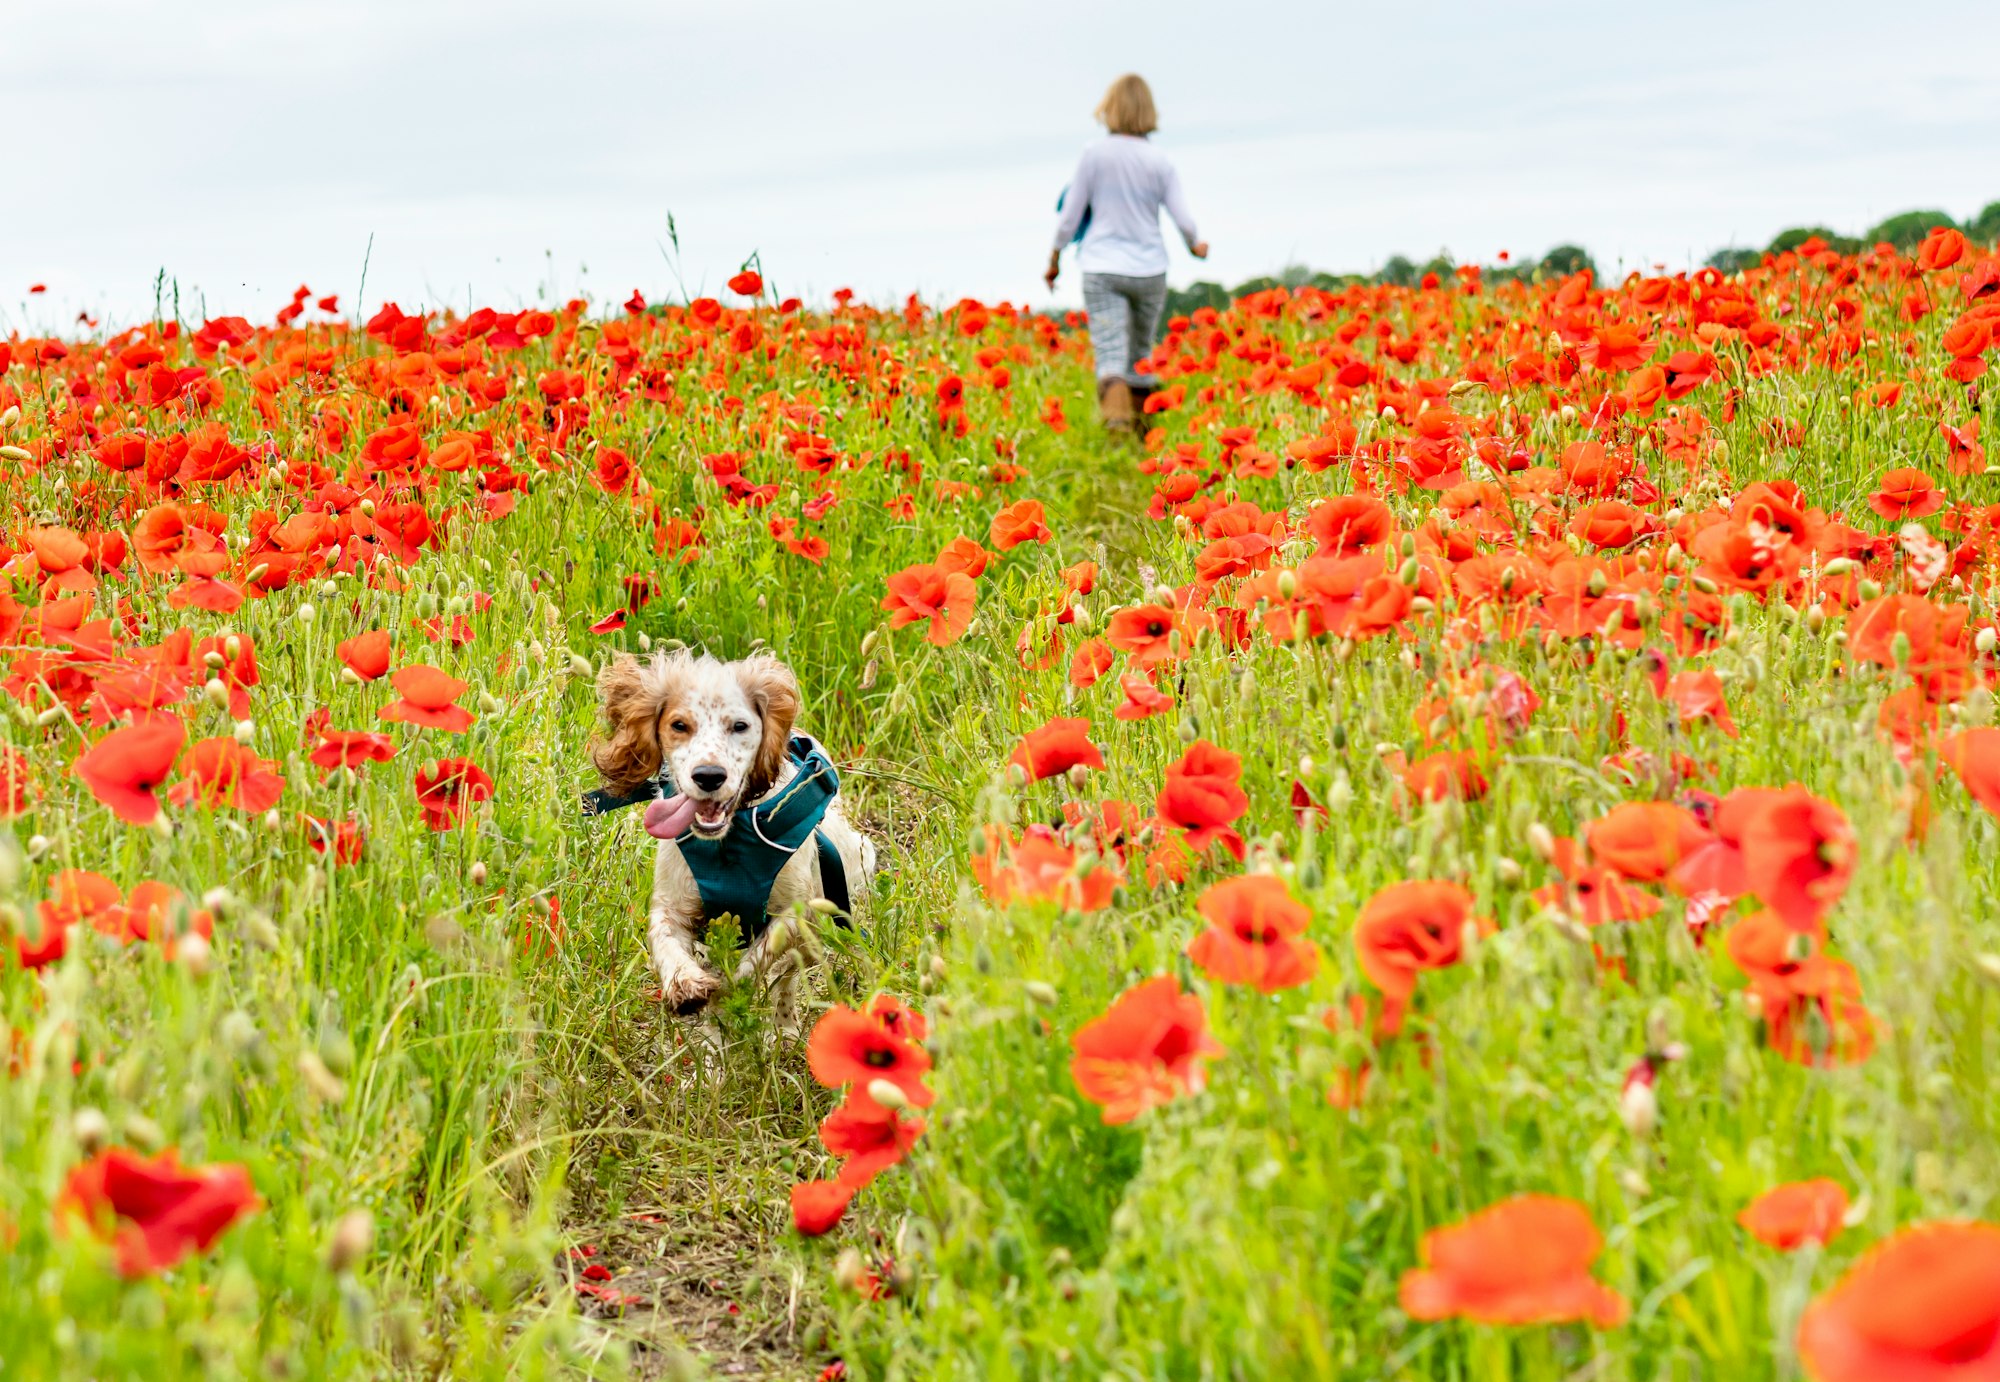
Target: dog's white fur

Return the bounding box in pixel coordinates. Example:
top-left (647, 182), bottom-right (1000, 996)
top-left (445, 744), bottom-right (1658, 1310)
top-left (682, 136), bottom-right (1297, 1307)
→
top-left (593, 651), bottom-right (874, 1025)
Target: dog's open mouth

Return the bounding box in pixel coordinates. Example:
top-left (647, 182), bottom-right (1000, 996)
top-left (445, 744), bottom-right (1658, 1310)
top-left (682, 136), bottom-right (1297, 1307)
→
top-left (687, 795), bottom-right (736, 837)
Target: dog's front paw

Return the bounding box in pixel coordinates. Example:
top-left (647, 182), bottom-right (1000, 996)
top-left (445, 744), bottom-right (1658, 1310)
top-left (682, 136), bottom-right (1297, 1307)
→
top-left (662, 966), bottom-right (723, 1016)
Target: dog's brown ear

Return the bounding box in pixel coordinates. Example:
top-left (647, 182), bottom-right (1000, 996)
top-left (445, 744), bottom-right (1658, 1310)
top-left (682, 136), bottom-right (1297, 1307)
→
top-left (736, 655), bottom-right (800, 801)
top-left (591, 653), bottom-right (680, 795)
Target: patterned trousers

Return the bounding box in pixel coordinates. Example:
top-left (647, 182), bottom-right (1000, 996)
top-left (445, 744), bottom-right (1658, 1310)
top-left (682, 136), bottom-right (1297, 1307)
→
top-left (1081, 271), bottom-right (1168, 387)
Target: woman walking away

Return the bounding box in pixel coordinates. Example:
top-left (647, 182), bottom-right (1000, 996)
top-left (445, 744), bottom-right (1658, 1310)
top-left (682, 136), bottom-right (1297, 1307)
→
top-left (1047, 73), bottom-right (1209, 433)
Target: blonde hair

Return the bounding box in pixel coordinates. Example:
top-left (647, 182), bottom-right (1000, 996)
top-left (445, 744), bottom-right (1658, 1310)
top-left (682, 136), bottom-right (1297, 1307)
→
top-left (1095, 74), bottom-right (1157, 137)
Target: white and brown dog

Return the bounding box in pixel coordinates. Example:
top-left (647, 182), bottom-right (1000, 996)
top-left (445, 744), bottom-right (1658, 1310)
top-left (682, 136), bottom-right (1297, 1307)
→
top-left (591, 651), bottom-right (874, 1023)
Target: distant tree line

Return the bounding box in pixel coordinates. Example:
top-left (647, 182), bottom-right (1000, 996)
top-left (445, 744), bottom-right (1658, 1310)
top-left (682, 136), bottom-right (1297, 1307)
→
top-left (1162, 201), bottom-right (2000, 319)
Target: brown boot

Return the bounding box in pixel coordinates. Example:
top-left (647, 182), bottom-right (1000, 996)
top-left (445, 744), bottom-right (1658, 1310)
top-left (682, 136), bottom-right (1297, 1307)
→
top-left (1098, 377), bottom-right (1134, 432)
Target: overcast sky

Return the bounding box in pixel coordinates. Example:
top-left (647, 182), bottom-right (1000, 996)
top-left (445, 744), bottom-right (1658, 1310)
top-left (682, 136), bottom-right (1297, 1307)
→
top-left (8, 0), bottom-right (1999, 330)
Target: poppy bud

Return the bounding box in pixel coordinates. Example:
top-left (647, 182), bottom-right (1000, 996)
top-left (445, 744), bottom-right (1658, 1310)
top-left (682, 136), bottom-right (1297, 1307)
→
top-left (469, 861), bottom-right (487, 886)
top-left (1805, 606), bottom-right (1826, 633)
top-left (1326, 773), bottom-right (1353, 811)
top-left (35, 706), bottom-right (63, 727)
top-left (1397, 556), bottom-right (1420, 587)
top-left (1560, 405), bottom-right (1578, 425)
top-left (1973, 953), bottom-right (2000, 988)
top-left (72, 1107), bottom-right (110, 1155)
top-left (0, 445), bottom-right (29, 463)
top-left (26, 834), bottom-right (52, 861)
top-left (1494, 857), bottom-right (1523, 885)
top-left (1380, 405), bottom-right (1397, 421)
top-left (123, 1112), bottom-right (166, 1151)
top-left (1177, 716), bottom-right (1198, 743)
top-left (1024, 980), bottom-right (1058, 1007)
top-left (1978, 628), bottom-right (1998, 656)
top-left (234, 719), bottom-right (256, 745)
top-left (930, 954), bottom-right (948, 983)
top-left (865, 1078), bottom-right (910, 1111)
top-left (296, 603), bottom-right (316, 625)
top-left (1690, 575), bottom-right (1718, 595)
top-left (169, 930), bottom-right (212, 976)
top-left (299, 1051), bottom-right (347, 1105)
top-left (834, 1248), bottom-right (868, 1292)
top-left (1275, 569), bottom-right (1297, 600)
top-left (327, 1210), bottom-right (375, 1274)
top-left (805, 897), bottom-right (841, 916)
top-left (1526, 822), bottom-right (1557, 860)
top-left (0, 404), bottom-right (17, 431)
top-left (1857, 579), bottom-right (1882, 601)
top-left (1620, 1077), bottom-right (1658, 1139)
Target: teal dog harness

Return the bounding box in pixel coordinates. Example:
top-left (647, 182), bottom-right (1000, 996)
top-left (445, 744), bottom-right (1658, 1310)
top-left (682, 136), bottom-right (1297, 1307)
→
top-left (582, 735), bottom-right (851, 937)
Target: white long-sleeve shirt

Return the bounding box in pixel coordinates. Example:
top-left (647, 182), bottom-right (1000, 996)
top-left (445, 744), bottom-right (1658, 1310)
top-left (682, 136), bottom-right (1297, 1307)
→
top-left (1051, 134), bottom-right (1200, 277)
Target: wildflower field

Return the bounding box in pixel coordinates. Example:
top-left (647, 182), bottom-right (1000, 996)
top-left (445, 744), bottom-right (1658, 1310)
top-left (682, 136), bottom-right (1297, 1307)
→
top-left (3, 226), bottom-right (2000, 1381)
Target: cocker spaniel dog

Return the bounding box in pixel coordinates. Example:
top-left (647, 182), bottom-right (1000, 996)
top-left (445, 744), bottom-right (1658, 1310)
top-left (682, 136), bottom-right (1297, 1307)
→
top-left (589, 651), bottom-right (874, 1026)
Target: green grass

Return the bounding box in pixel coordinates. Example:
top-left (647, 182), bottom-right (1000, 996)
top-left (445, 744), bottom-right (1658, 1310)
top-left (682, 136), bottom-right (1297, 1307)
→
top-left (2, 251), bottom-right (1998, 1379)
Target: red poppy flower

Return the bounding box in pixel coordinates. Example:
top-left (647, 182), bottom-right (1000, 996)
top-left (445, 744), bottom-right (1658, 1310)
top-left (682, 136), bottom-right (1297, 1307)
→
top-left (378, 665), bottom-right (475, 733)
top-left (1532, 837), bottom-right (1663, 925)
top-left (1726, 911), bottom-right (1875, 1067)
top-left (1739, 1180), bottom-right (1848, 1251)
top-left (881, 563), bottom-right (976, 647)
top-left (1155, 740), bottom-right (1248, 859)
top-left (1069, 637), bottom-right (1116, 688)
top-left (1, 747), bottom-right (35, 819)
top-left (1069, 975), bottom-right (1224, 1125)
top-left (167, 737), bottom-right (285, 813)
top-left (819, 1091), bottom-right (926, 1189)
top-left (790, 1179), bottom-right (852, 1236)
top-left (1010, 717), bottom-right (1103, 781)
top-left (1400, 1196), bottom-right (1627, 1327)
top-left (727, 270), bottom-right (763, 297)
top-left (1587, 801), bottom-right (1711, 883)
top-left (1104, 603), bottom-right (1183, 669)
top-left (1724, 785), bottom-right (1855, 931)
top-left (1353, 880), bottom-right (1481, 1030)
top-left (115, 881), bottom-right (215, 957)
top-left (1402, 749), bottom-right (1488, 802)
top-left (303, 814), bottom-right (367, 865)
top-left (1797, 1221), bottom-right (2000, 1382)
top-left (58, 1147), bottom-right (261, 1278)
top-left (413, 757), bottom-right (493, 831)
top-left (1868, 468), bottom-right (1946, 521)
top-left (1941, 728), bottom-right (2000, 818)
top-left (1113, 671), bottom-right (1175, 721)
top-left (1305, 494), bottom-right (1394, 552)
top-left (969, 825), bottom-right (1120, 913)
top-left (337, 630), bottom-right (393, 681)
top-left (988, 499), bottom-right (1051, 552)
top-left (806, 1004), bottom-right (934, 1107)
top-left (33, 870), bottom-right (126, 962)
top-left (1186, 874), bottom-right (1320, 992)
top-left (310, 729), bottom-right (398, 774)
top-left (74, 715), bottom-right (186, 825)
top-left (1666, 669), bottom-right (1738, 737)
top-left (936, 535), bottom-right (992, 579)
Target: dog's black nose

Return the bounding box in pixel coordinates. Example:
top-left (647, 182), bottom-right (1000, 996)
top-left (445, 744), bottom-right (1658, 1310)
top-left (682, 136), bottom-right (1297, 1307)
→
top-left (689, 765), bottom-right (728, 794)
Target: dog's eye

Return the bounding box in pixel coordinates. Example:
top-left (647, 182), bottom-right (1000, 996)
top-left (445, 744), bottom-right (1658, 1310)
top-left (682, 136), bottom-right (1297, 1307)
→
top-left (670, 720), bottom-right (690, 734)
top-left (731, 720), bottom-right (752, 734)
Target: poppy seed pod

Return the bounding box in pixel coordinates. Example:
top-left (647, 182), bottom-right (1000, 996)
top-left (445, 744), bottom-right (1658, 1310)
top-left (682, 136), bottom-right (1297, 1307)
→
top-left (72, 1106), bottom-right (111, 1155)
top-left (327, 1210), bottom-right (375, 1274)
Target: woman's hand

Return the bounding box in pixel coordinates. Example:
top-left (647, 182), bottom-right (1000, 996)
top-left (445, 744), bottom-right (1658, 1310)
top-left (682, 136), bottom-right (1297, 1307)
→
top-left (1044, 252), bottom-right (1061, 290)
top-left (1191, 241), bottom-right (1210, 260)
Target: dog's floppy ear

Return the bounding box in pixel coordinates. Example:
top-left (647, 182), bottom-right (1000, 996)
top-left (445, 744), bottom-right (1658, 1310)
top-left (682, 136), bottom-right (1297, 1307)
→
top-left (735, 655), bottom-right (800, 801)
top-left (591, 653), bottom-right (682, 795)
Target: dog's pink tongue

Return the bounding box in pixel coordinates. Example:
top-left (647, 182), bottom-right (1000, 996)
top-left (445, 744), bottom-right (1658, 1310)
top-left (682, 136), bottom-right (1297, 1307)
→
top-left (643, 794), bottom-right (698, 840)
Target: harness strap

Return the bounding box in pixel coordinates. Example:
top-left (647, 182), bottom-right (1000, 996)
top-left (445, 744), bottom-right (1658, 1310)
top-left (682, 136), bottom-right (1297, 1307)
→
top-left (814, 830), bottom-right (851, 918)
